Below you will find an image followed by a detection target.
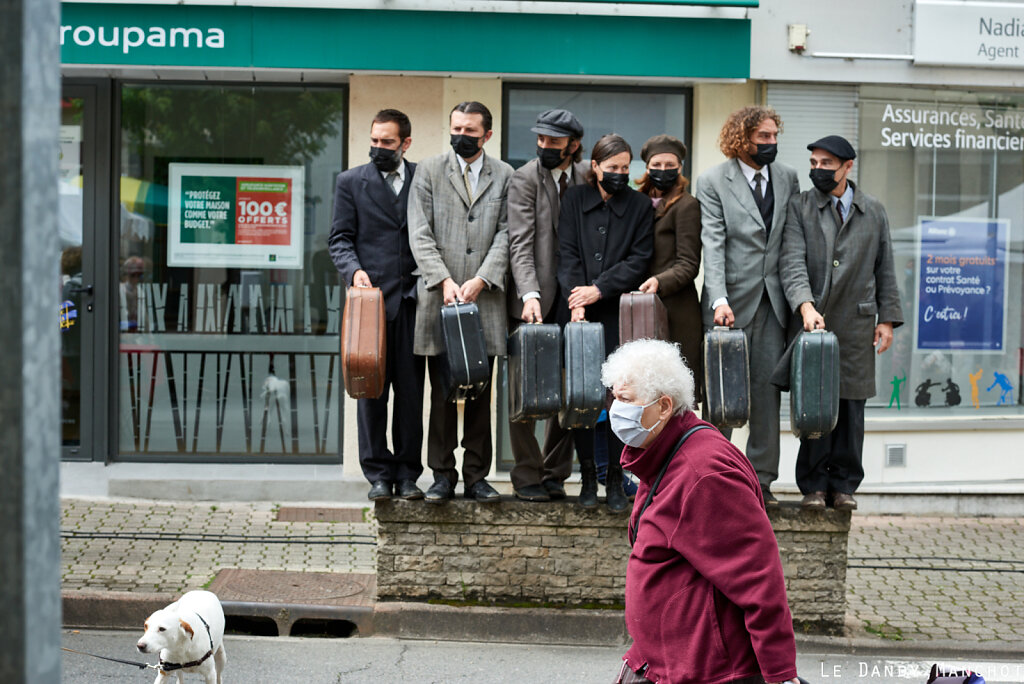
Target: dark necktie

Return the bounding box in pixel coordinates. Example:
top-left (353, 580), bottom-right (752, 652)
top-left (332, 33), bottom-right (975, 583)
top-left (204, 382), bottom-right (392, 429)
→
top-left (387, 172), bottom-right (399, 195)
top-left (558, 171), bottom-right (568, 199)
top-left (835, 199), bottom-right (844, 223)
top-left (752, 172), bottom-right (765, 209)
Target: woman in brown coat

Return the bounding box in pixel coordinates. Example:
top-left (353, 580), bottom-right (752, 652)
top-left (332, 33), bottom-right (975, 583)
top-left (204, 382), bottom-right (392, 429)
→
top-left (636, 135), bottom-right (704, 400)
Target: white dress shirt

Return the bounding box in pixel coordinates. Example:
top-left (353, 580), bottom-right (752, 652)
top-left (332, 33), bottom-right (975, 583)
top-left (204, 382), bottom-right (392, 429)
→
top-left (380, 158), bottom-right (406, 194)
top-left (456, 152), bottom-right (484, 197)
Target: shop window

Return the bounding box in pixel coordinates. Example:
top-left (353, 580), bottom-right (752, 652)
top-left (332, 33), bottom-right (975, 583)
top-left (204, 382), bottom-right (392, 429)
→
top-left (502, 84), bottom-right (692, 180)
top-left (117, 83), bottom-right (346, 459)
top-left (857, 87), bottom-right (1023, 415)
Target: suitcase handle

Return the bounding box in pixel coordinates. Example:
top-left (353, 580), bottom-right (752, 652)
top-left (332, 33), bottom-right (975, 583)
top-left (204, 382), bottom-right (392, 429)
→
top-left (712, 325), bottom-right (732, 331)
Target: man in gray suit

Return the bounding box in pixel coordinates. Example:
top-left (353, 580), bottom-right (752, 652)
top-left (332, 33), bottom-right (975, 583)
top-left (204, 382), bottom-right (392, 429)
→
top-left (507, 109), bottom-right (587, 502)
top-left (778, 135), bottom-right (903, 511)
top-left (408, 101), bottom-right (514, 504)
top-left (694, 105), bottom-right (800, 505)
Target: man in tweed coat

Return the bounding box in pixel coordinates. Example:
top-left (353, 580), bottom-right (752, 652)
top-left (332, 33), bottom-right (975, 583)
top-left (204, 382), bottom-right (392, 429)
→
top-left (778, 135), bottom-right (903, 511)
top-left (408, 101), bottom-right (514, 504)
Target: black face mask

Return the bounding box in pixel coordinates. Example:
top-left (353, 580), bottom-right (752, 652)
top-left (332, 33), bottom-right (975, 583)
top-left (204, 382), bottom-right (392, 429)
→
top-left (751, 143), bottom-right (778, 167)
top-left (598, 171), bottom-right (630, 195)
top-left (809, 167), bottom-right (840, 194)
top-left (648, 168), bottom-right (680, 192)
top-left (450, 134), bottom-right (481, 159)
top-left (369, 146), bottom-right (401, 173)
top-left (537, 145), bottom-right (566, 170)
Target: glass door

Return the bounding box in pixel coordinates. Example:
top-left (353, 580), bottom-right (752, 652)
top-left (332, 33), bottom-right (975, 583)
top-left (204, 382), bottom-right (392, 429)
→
top-left (61, 82), bottom-right (112, 461)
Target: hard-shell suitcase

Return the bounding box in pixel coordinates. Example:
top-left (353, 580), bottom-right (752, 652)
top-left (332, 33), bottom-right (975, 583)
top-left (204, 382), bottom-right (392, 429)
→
top-left (440, 301), bottom-right (490, 402)
top-left (560, 321), bottom-right (605, 429)
top-left (340, 286), bottom-right (386, 400)
top-left (702, 326), bottom-right (750, 428)
top-left (618, 292), bottom-right (669, 345)
top-left (508, 323), bottom-right (562, 422)
top-left (789, 329), bottom-right (841, 439)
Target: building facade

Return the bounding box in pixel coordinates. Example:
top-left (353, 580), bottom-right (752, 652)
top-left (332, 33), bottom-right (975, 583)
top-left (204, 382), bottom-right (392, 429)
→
top-left (59, 0), bottom-right (1022, 492)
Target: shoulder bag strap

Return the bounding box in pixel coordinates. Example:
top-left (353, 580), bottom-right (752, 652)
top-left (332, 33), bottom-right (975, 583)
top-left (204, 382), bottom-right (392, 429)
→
top-left (628, 425), bottom-right (712, 547)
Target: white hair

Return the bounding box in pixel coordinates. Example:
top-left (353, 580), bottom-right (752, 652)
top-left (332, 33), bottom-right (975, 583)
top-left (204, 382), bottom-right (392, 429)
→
top-left (601, 339), bottom-right (695, 415)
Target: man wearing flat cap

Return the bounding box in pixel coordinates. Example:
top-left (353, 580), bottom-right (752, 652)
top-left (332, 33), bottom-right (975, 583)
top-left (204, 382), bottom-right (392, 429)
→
top-left (778, 135), bottom-right (903, 511)
top-left (506, 108), bottom-right (587, 502)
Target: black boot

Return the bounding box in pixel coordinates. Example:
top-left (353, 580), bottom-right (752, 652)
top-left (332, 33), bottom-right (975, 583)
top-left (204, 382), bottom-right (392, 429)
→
top-left (578, 455), bottom-right (598, 508)
top-left (604, 460), bottom-right (628, 513)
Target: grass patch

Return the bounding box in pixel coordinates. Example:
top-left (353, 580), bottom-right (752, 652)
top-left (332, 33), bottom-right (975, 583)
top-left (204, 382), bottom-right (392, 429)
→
top-left (863, 620), bottom-right (904, 641)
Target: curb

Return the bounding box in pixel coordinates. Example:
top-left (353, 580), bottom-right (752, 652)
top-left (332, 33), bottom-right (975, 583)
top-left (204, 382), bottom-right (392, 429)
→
top-left (796, 633), bottom-right (1024, 659)
top-left (373, 601), bottom-right (631, 647)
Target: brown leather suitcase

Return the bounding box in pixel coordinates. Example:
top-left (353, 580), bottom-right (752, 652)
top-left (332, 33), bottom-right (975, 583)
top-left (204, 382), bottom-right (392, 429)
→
top-left (340, 286), bottom-right (386, 400)
top-left (618, 292), bottom-right (669, 345)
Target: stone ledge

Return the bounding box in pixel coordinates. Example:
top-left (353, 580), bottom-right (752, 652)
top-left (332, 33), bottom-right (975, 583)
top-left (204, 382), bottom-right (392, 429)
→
top-left (377, 498), bottom-right (851, 635)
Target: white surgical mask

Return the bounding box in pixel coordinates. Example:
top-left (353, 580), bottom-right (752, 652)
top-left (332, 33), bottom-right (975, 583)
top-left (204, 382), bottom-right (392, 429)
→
top-left (609, 398), bottom-right (662, 448)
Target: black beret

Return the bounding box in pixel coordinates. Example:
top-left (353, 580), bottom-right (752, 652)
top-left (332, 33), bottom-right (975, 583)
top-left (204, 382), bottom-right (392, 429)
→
top-left (807, 135), bottom-right (856, 161)
top-left (531, 109), bottom-right (584, 139)
top-left (641, 134), bottom-right (687, 164)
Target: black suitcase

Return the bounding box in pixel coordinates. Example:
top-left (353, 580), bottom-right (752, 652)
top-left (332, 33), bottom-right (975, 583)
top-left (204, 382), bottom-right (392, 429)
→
top-left (440, 302), bottom-right (490, 402)
top-left (703, 326), bottom-right (750, 428)
top-left (789, 329), bottom-right (841, 439)
top-left (560, 321), bottom-right (605, 429)
top-left (508, 323), bottom-right (562, 421)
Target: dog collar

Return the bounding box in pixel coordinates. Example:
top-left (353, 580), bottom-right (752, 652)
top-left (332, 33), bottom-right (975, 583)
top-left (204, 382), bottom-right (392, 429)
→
top-left (159, 612), bottom-right (215, 673)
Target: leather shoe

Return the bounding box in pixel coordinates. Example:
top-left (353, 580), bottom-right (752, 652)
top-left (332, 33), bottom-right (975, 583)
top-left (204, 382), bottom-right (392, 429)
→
top-left (424, 478), bottom-right (454, 504)
top-left (542, 480), bottom-right (566, 500)
top-left (465, 479), bottom-right (501, 503)
top-left (514, 485), bottom-right (550, 502)
top-left (396, 479), bottom-right (424, 500)
top-left (800, 491), bottom-right (827, 509)
top-left (832, 492), bottom-right (858, 510)
top-left (761, 486), bottom-right (779, 507)
top-left (367, 481), bottom-right (392, 501)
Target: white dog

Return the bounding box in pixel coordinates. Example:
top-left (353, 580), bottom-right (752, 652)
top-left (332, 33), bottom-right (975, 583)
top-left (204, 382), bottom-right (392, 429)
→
top-left (137, 590), bottom-right (227, 684)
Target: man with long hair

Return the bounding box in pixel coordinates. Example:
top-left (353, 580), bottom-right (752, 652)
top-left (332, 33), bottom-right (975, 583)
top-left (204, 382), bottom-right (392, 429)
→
top-left (693, 106), bottom-right (800, 506)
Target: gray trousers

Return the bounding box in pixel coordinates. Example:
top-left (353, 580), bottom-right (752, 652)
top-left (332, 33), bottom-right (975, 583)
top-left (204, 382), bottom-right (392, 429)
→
top-left (744, 294), bottom-right (786, 489)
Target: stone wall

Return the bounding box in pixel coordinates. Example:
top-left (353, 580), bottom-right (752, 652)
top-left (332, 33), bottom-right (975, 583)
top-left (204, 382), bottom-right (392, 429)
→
top-left (375, 499), bottom-right (851, 634)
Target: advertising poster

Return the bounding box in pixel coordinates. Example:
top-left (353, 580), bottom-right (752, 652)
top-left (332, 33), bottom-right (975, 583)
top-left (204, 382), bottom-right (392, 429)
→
top-left (916, 217), bottom-right (1009, 352)
top-left (168, 163), bottom-right (304, 269)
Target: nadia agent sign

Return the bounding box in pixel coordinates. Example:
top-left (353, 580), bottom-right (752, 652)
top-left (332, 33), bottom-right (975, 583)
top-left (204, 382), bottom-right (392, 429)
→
top-left (168, 163), bottom-right (304, 269)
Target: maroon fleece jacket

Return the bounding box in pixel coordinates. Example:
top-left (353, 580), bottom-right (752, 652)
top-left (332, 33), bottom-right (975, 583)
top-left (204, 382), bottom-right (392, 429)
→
top-left (620, 411), bottom-right (797, 684)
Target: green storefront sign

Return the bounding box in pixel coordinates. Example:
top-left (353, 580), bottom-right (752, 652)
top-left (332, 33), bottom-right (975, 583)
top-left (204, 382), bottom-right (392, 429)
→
top-left (60, 3), bottom-right (751, 79)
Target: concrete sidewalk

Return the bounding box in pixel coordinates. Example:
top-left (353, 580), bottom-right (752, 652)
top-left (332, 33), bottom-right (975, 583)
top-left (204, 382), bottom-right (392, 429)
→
top-left (60, 497), bottom-right (1024, 653)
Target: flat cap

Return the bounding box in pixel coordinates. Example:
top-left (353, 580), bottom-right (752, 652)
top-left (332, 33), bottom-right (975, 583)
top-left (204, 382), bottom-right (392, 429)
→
top-left (531, 109), bottom-right (584, 138)
top-left (807, 135), bottom-right (856, 161)
top-left (641, 134), bottom-right (687, 164)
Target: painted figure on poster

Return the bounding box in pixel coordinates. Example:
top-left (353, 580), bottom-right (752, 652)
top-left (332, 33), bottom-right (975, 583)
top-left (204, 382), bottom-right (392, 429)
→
top-left (987, 371), bottom-right (1014, 405)
top-left (969, 368), bottom-right (984, 409)
top-left (888, 374), bottom-right (906, 410)
top-left (943, 378), bottom-right (961, 407)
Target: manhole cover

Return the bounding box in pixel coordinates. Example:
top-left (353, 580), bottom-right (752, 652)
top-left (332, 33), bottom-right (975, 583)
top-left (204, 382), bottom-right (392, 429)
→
top-left (276, 507), bottom-right (364, 523)
top-left (209, 569), bottom-right (375, 606)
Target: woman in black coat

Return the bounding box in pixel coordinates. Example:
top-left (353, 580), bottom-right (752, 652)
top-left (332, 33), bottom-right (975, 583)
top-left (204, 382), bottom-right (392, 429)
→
top-left (557, 134), bottom-right (654, 512)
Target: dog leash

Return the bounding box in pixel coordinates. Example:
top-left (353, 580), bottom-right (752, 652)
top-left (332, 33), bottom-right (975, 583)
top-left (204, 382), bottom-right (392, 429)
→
top-left (60, 646), bottom-right (159, 671)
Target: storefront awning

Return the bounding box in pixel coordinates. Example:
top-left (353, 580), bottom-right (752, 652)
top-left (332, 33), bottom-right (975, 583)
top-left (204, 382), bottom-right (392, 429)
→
top-left (60, 3), bottom-right (750, 80)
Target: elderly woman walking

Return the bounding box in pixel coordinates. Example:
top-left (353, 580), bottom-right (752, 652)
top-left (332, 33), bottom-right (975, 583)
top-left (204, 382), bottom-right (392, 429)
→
top-left (602, 339), bottom-right (801, 684)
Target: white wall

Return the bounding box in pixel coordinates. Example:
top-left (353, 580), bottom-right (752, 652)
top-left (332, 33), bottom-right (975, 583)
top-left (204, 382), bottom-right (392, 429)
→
top-left (750, 0), bottom-right (1024, 88)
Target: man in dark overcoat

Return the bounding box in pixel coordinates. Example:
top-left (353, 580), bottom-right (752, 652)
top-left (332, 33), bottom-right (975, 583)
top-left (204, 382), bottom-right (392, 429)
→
top-left (329, 109), bottom-right (424, 502)
top-left (507, 109), bottom-right (587, 502)
top-left (778, 135), bottom-right (903, 510)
